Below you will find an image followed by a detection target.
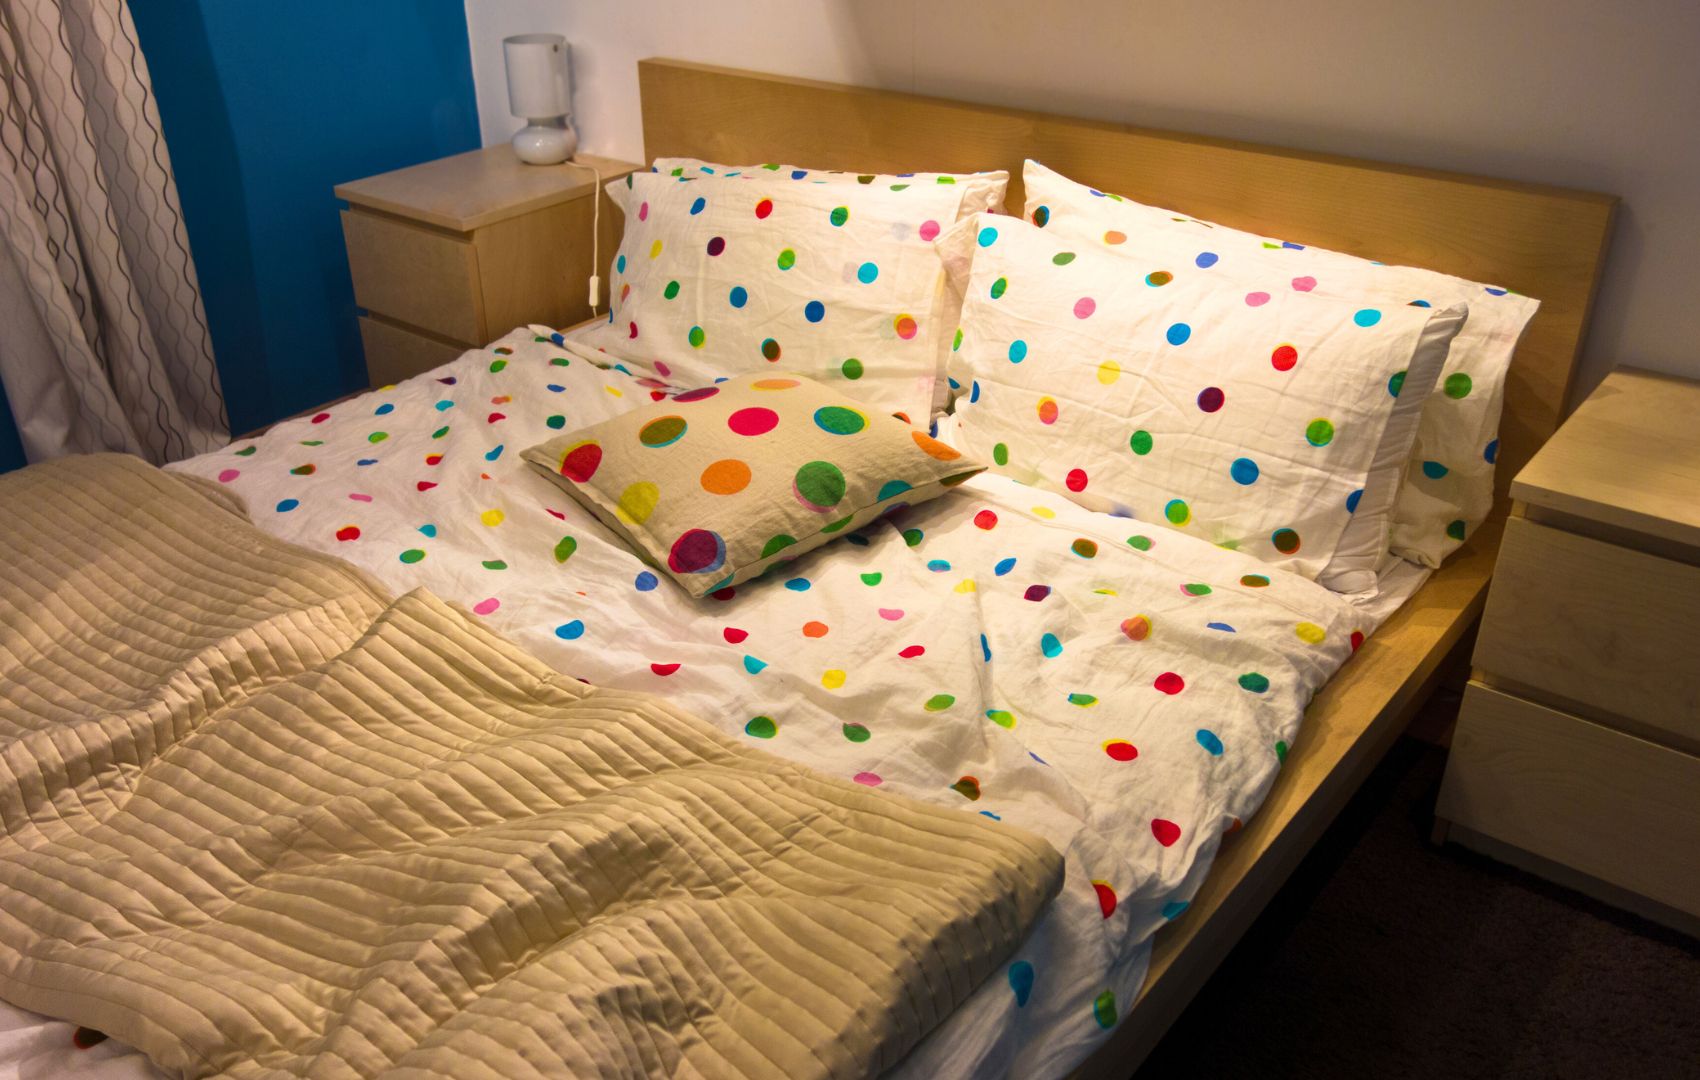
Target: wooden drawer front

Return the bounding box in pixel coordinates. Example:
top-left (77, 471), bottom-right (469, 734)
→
top-left (342, 210), bottom-right (482, 343)
top-left (1476, 514), bottom-right (1700, 745)
top-left (358, 316), bottom-right (468, 387)
top-left (1439, 682), bottom-right (1700, 916)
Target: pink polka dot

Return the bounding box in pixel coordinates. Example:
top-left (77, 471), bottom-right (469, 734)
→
top-left (348, 492), bottom-right (373, 502)
top-left (655, 360), bottom-right (672, 377)
top-left (854, 771), bottom-right (883, 786)
top-left (878, 608), bottom-right (905, 621)
top-left (1291, 276), bottom-right (1317, 292)
top-left (638, 201), bottom-right (649, 221)
top-left (473, 598), bottom-right (500, 616)
top-left (217, 468), bottom-right (239, 483)
top-left (1073, 297), bottom-right (1097, 319)
top-left (1245, 291), bottom-right (1271, 307)
top-left (918, 220), bottom-right (940, 242)
top-left (727, 407), bottom-right (779, 436)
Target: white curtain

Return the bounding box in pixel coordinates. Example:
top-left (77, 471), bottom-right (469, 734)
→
top-left (0, 0), bottom-right (227, 466)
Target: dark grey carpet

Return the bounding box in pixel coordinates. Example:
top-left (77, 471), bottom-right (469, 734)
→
top-left (1136, 727), bottom-right (1700, 1079)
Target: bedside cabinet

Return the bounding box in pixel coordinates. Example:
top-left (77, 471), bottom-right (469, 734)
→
top-left (1436, 367), bottom-right (1700, 931)
top-left (335, 147), bottom-right (638, 387)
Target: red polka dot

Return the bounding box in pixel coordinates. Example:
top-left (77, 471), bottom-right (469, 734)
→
top-left (558, 442), bottom-right (602, 483)
top-left (1066, 468), bottom-right (1089, 491)
top-left (1154, 672), bottom-right (1185, 694)
top-left (628, 321), bottom-right (638, 339)
top-left (974, 509), bottom-right (999, 530)
top-left (723, 627), bottom-right (748, 644)
top-left (1094, 880), bottom-right (1118, 917)
top-left (1350, 629), bottom-right (1365, 651)
top-left (898, 644), bottom-right (925, 658)
top-left (755, 197), bottom-right (773, 219)
top-left (1104, 740), bottom-right (1138, 762)
top-left (1152, 818), bottom-right (1182, 847)
top-left (650, 662), bottom-right (680, 676)
top-left (335, 525), bottom-right (360, 542)
top-left (1271, 344), bottom-right (1298, 371)
top-left (311, 412), bottom-right (330, 424)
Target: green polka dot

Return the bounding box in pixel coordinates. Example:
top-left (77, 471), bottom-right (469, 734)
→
top-left (554, 535), bottom-right (577, 563)
top-left (842, 722), bottom-right (870, 742)
top-left (986, 709), bottom-right (1016, 729)
top-left (546, 415), bottom-right (566, 429)
top-left (860, 572), bottom-right (882, 586)
top-left (481, 559), bottom-right (508, 570)
top-left (1094, 990), bottom-right (1117, 1029)
top-left (841, 357), bottom-right (863, 380)
top-left (368, 431), bottom-right (388, 443)
top-left (952, 328), bottom-right (963, 351)
top-left (688, 325), bottom-right (706, 348)
top-left (1238, 672), bottom-right (1270, 693)
top-left (902, 528), bottom-right (924, 547)
top-left (1305, 418), bottom-right (1336, 446)
top-left (550, 356), bottom-right (571, 366)
top-left (399, 548), bottom-right (425, 564)
top-left (794, 461), bottom-right (846, 509)
top-left (745, 716), bottom-right (777, 739)
top-left (777, 248), bottom-right (796, 270)
top-left (990, 276), bottom-right (1008, 299)
top-left (1182, 583), bottom-right (1212, 596)
top-left (1127, 535), bottom-right (1152, 551)
top-left (993, 443), bottom-right (1009, 466)
top-left (1052, 251), bottom-right (1076, 265)
top-left (489, 359), bottom-right (507, 373)
top-left (1388, 370), bottom-right (1406, 397)
top-left (1446, 519), bottom-right (1467, 541)
top-left (761, 534), bottom-right (797, 559)
top-left (663, 280), bottom-right (681, 299)
top-left (1129, 430), bottom-right (1153, 455)
top-left (829, 206), bottom-right (849, 226)
top-left (1275, 740), bottom-right (1289, 762)
top-left (924, 693), bottom-right (955, 712)
top-left (432, 426), bottom-right (449, 439)
top-left (1165, 500), bottom-right (1190, 526)
top-left (1444, 372), bottom-right (1473, 399)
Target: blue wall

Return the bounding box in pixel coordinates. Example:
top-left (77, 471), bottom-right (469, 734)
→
top-left (129, 0), bottom-right (480, 437)
top-left (0, 383), bottom-right (24, 473)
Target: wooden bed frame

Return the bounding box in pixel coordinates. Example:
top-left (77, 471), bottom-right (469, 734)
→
top-left (634, 58), bottom-right (1618, 1076)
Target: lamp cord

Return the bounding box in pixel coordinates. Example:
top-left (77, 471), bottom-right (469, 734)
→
top-left (561, 155), bottom-right (603, 315)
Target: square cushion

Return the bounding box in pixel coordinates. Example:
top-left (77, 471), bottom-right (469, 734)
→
top-left (1022, 160), bottom-right (1539, 567)
top-left (567, 165), bottom-right (1002, 425)
top-left (521, 373), bottom-right (984, 597)
top-left (938, 211), bottom-right (1465, 589)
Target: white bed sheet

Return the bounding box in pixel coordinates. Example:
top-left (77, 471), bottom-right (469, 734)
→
top-left (6, 325), bottom-right (1429, 1080)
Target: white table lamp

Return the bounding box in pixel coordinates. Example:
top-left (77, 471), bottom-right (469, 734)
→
top-left (504, 34), bottom-right (577, 164)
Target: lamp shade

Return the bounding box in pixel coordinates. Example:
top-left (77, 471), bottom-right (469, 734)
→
top-left (504, 34), bottom-right (571, 119)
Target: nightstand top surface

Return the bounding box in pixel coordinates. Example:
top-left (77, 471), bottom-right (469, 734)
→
top-left (335, 147), bottom-right (639, 232)
top-left (1513, 366), bottom-right (1700, 549)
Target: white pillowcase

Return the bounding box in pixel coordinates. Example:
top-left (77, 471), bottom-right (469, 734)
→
top-left (651, 158), bottom-right (1008, 415)
top-left (938, 211), bottom-right (1465, 590)
top-left (1021, 160), bottom-right (1539, 568)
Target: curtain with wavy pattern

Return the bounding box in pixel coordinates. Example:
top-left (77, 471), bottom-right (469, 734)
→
top-left (0, 0), bottom-right (227, 465)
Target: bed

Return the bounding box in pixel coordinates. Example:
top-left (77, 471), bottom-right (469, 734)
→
top-left (0, 59), bottom-right (1614, 1079)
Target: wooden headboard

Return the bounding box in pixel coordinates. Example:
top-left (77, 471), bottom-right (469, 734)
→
top-left (638, 58), bottom-right (1617, 494)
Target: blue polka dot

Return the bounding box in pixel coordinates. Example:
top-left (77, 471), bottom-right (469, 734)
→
top-left (1230, 457), bottom-right (1259, 485)
top-left (1166, 322), bottom-right (1192, 346)
top-left (1008, 339), bottom-right (1028, 363)
top-left (1484, 439), bottom-right (1500, 464)
top-left (927, 558), bottom-right (951, 572)
top-left (275, 498), bottom-right (299, 513)
top-left (555, 620), bottom-right (585, 640)
top-left (1196, 729), bottom-right (1224, 755)
top-left (1485, 286), bottom-right (1508, 296)
top-left (804, 300), bottom-right (826, 323)
top-left (1206, 622), bottom-right (1236, 633)
top-left (729, 286), bottom-right (748, 308)
top-left (546, 384), bottom-right (565, 392)
top-left (1422, 460), bottom-right (1450, 479)
top-left (994, 557), bottom-right (1016, 576)
top-left (689, 196), bottom-right (706, 215)
top-left (1409, 299), bottom-right (1432, 307)
top-left (1345, 488), bottom-right (1363, 512)
top-left (857, 262), bottom-right (879, 284)
top-left (981, 634), bottom-right (991, 662)
top-left (785, 577), bottom-right (811, 592)
top-left (1195, 251), bottom-right (1218, 268)
top-left (977, 225), bottom-right (999, 247)
top-left (969, 381), bottom-right (981, 403)
top-left (356, 458), bottom-right (377, 466)
top-left (485, 445), bottom-right (504, 462)
top-left (790, 169), bottom-right (807, 179)
top-left (1353, 308), bottom-right (1383, 327)
top-left (634, 571), bottom-right (659, 592)
top-left (374, 403), bottom-right (394, 415)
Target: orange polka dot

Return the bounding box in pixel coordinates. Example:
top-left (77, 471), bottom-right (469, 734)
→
top-left (701, 458), bottom-right (752, 495)
top-left (912, 429), bottom-right (962, 461)
top-left (802, 621), bottom-right (829, 638)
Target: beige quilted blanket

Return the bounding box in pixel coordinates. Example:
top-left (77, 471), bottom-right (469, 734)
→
top-left (0, 455), bottom-right (1063, 1078)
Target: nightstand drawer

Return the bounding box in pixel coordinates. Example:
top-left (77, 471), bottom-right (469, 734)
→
top-left (342, 210), bottom-right (483, 344)
top-left (1439, 682), bottom-right (1700, 918)
top-left (358, 316), bottom-right (469, 387)
top-left (1475, 515), bottom-right (1700, 747)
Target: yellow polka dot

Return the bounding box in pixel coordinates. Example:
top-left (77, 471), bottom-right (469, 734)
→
top-left (604, 385), bottom-right (623, 398)
top-left (616, 481), bottom-right (660, 525)
top-left (822, 669), bottom-right (846, 690)
top-left (1032, 506), bottom-right (1056, 520)
top-left (954, 578), bottom-right (977, 593)
top-left (1295, 622), bottom-right (1327, 644)
top-left (1097, 360), bottom-right (1121, 385)
top-left (649, 239), bottom-right (663, 258)
top-left (480, 508), bottom-right (504, 527)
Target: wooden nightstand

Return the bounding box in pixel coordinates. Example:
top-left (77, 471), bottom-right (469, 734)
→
top-left (335, 147), bottom-right (638, 386)
top-left (1435, 367), bottom-right (1700, 931)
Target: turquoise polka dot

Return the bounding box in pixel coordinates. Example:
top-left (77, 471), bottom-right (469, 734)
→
top-left (615, 254), bottom-right (626, 273)
top-left (927, 558), bottom-right (951, 572)
top-left (977, 225), bottom-right (999, 247)
top-left (1422, 460), bottom-right (1449, 479)
top-left (1230, 458), bottom-right (1259, 485)
top-left (1196, 729), bottom-right (1224, 755)
top-left (785, 577), bottom-right (811, 592)
top-left (1040, 633), bottom-right (1063, 658)
top-left (1008, 339), bottom-right (1028, 363)
top-left (1166, 322), bottom-right (1192, 346)
top-left (857, 261), bottom-right (879, 284)
top-left (1353, 308), bottom-right (1383, 327)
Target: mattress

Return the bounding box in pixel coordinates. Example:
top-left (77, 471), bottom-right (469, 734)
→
top-left (5, 324), bottom-right (1431, 1079)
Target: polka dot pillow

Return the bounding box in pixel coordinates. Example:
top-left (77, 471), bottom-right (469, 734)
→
top-left (520, 373), bottom-right (984, 598)
top-left (1022, 160), bottom-right (1540, 569)
top-left (938, 211), bottom-right (1466, 589)
top-left (568, 164), bottom-right (1000, 426)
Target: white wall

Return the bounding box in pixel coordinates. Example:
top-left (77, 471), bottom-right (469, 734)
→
top-left (464, 0), bottom-right (1700, 399)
